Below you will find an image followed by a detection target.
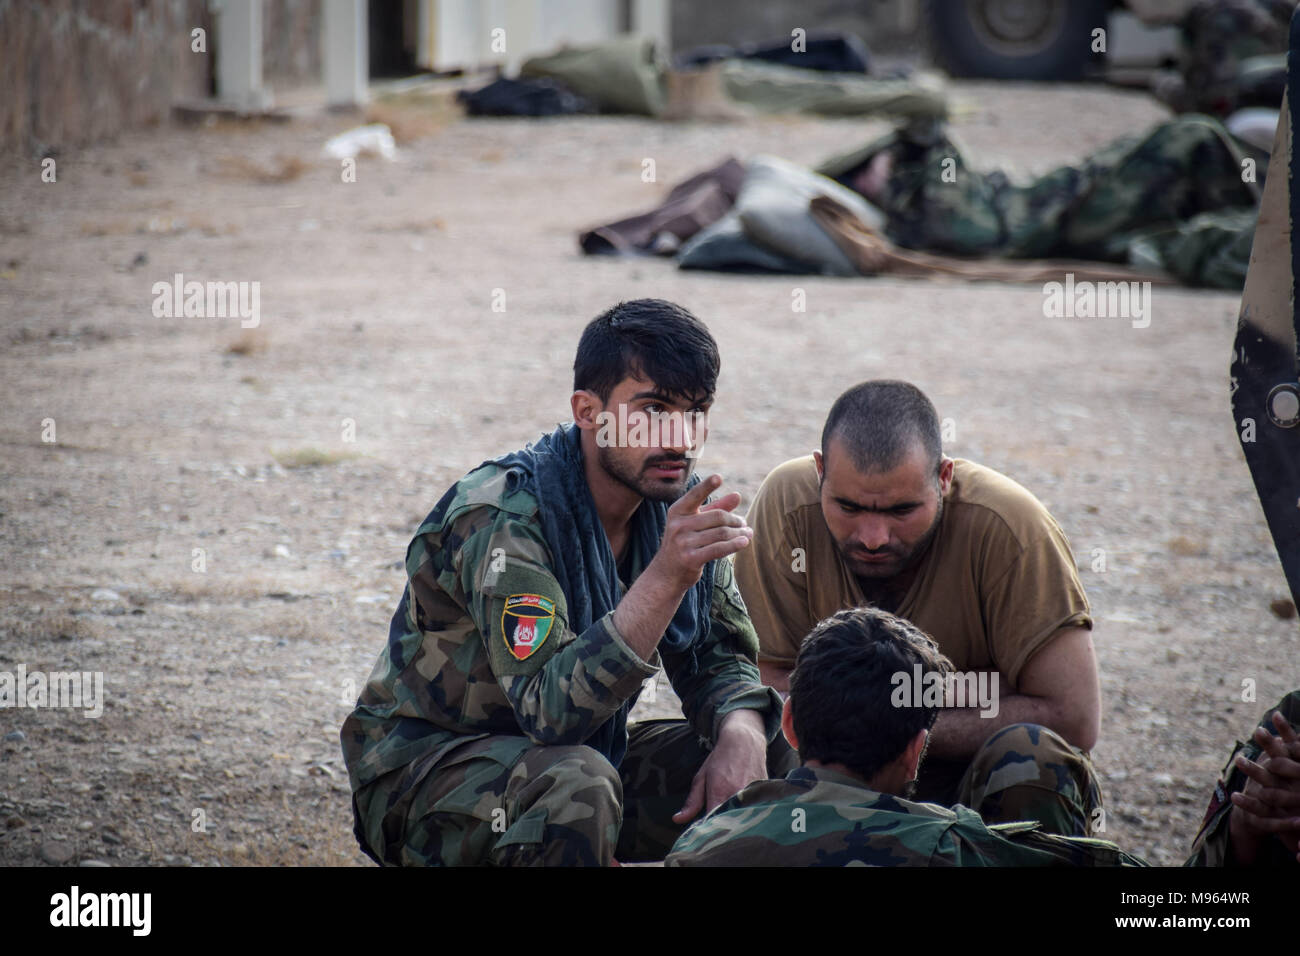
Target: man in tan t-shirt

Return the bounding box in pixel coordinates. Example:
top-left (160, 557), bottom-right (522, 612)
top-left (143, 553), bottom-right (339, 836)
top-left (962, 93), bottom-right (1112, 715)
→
top-left (735, 380), bottom-right (1103, 835)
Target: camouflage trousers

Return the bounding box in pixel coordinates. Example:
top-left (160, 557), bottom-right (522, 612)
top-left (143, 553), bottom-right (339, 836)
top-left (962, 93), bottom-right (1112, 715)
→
top-left (1187, 690), bottom-right (1300, 867)
top-left (915, 723), bottom-right (1102, 837)
top-left (354, 718), bottom-right (799, 866)
top-left (818, 115), bottom-right (1266, 288)
top-left (876, 115), bottom-right (1263, 262)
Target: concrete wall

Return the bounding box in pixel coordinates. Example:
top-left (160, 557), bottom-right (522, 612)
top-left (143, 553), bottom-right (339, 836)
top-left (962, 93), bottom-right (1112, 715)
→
top-left (0, 0), bottom-right (211, 153)
top-left (263, 0), bottom-right (323, 83)
top-left (427, 0), bottom-right (627, 74)
top-left (0, 0), bottom-right (324, 155)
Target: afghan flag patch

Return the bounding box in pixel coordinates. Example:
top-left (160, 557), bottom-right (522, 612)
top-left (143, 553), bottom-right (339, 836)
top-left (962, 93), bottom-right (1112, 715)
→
top-left (502, 594), bottom-right (556, 661)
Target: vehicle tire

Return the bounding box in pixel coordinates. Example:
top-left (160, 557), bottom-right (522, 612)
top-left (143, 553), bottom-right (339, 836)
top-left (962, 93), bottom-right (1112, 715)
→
top-left (926, 0), bottom-right (1108, 81)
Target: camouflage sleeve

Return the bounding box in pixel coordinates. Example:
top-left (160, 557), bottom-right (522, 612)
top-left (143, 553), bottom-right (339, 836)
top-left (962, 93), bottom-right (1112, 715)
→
top-left (448, 505), bottom-right (659, 747)
top-left (661, 554), bottom-right (784, 745)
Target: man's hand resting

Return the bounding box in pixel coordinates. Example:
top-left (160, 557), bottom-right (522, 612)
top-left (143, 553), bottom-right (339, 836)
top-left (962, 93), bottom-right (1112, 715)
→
top-left (672, 708), bottom-right (768, 826)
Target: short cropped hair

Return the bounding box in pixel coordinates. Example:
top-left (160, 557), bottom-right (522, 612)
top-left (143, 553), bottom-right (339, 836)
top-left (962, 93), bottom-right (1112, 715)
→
top-left (820, 380), bottom-right (942, 476)
top-left (573, 300), bottom-right (720, 404)
top-left (789, 606), bottom-right (953, 782)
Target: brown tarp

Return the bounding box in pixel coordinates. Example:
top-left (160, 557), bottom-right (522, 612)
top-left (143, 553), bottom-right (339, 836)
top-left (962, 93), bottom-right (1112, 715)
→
top-left (809, 195), bottom-right (1174, 285)
top-left (578, 158), bottom-right (746, 255)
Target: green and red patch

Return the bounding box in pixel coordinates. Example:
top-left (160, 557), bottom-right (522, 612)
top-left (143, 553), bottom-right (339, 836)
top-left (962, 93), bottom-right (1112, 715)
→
top-left (501, 593), bottom-right (556, 661)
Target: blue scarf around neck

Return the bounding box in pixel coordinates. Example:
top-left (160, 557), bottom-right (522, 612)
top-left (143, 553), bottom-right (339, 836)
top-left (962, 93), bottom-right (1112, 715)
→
top-left (487, 422), bottom-right (715, 767)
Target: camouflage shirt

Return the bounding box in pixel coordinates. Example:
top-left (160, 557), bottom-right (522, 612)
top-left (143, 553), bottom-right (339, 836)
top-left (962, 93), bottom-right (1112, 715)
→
top-left (341, 460), bottom-right (781, 792)
top-left (666, 765), bottom-right (1148, 866)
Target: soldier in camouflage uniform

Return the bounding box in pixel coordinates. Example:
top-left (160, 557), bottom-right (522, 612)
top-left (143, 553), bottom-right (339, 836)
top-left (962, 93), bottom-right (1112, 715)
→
top-left (668, 607), bottom-right (1300, 866)
top-left (816, 113), bottom-right (1268, 289)
top-left (341, 299), bottom-right (793, 866)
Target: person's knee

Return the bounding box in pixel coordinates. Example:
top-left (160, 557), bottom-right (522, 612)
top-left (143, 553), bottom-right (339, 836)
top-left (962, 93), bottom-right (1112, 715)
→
top-left (963, 723), bottom-right (1100, 835)
top-left (980, 721), bottom-right (1074, 760)
top-left (972, 722), bottom-right (1091, 788)
top-left (496, 743), bottom-right (623, 865)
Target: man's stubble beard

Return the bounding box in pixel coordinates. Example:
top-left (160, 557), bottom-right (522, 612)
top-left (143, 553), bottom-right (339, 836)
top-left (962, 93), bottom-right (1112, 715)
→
top-left (596, 444), bottom-right (692, 504)
top-left (846, 491), bottom-right (945, 583)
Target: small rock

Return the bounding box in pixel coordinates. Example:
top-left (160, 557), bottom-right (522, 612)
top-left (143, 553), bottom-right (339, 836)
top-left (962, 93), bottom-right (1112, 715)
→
top-left (101, 828), bottom-right (123, 845)
top-left (71, 783), bottom-right (91, 794)
top-left (80, 859), bottom-right (111, 867)
top-left (91, 588), bottom-right (122, 602)
top-left (273, 544), bottom-right (292, 559)
top-left (1153, 773), bottom-right (1174, 786)
top-left (5, 815), bottom-right (27, 829)
top-left (3, 730), bottom-right (26, 743)
top-left (1270, 598), bottom-right (1296, 620)
top-left (39, 840), bottom-right (76, 865)
top-left (1165, 647), bottom-right (1182, 663)
top-left (1167, 536), bottom-right (1206, 557)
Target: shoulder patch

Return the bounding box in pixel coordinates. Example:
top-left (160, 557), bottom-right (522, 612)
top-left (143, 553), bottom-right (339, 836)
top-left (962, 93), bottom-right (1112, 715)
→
top-left (501, 593), bottom-right (556, 661)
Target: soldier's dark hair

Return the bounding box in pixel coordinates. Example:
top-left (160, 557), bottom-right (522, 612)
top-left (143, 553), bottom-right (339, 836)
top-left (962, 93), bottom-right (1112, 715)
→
top-left (573, 299), bottom-right (720, 404)
top-left (820, 380), bottom-right (942, 478)
top-left (789, 606), bottom-right (953, 783)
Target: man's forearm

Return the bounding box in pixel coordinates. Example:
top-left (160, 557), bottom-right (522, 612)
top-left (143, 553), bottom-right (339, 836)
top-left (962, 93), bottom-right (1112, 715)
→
top-left (611, 563), bottom-right (691, 662)
top-left (926, 690), bottom-right (1089, 760)
top-left (717, 707), bottom-right (766, 743)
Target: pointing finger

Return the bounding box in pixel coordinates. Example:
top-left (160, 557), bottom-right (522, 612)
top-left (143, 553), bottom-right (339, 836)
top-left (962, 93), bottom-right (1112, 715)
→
top-left (670, 474), bottom-right (722, 516)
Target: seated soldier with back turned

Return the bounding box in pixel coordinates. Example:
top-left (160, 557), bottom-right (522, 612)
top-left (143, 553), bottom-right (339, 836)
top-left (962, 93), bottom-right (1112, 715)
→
top-left (735, 380), bottom-right (1102, 834)
top-left (667, 606), bottom-right (1300, 867)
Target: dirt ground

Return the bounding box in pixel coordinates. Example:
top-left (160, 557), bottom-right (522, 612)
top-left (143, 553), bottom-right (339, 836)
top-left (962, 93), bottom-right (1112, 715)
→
top-left (0, 76), bottom-right (1295, 868)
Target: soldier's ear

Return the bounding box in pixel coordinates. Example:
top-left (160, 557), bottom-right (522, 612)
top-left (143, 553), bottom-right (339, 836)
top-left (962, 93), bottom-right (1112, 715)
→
top-left (904, 729), bottom-right (927, 779)
top-left (571, 390), bottom-right (603, 430)
top-left (937, 457), bottom-right (954, 495)
top-left (780, 697), bottom-right (799, 752)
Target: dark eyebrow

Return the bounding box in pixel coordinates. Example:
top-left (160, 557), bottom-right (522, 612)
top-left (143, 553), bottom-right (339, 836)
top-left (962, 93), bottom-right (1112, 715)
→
top-left (628, 390), bottom-right (677, 403)
top-left (833, 497), bottom-right (923, 513)
top-left (628, 390), bottom-right (712, 407)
